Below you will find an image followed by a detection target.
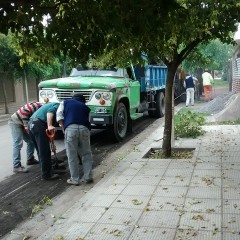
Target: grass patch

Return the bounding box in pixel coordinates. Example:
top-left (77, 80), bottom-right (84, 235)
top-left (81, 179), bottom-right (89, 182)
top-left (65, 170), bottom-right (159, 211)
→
top-left (213, 79), bottom-right (228, 87)
top-left (207, 119), bottom-right (240, 125)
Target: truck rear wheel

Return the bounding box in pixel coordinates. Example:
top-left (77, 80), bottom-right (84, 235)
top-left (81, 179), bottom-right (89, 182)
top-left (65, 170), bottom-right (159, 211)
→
top-left (148, 91), bottom-right (165, 118)
top-left (113, 102), bottom-right (128, 142)
top-left (155, 91), bottom-right (165, 117)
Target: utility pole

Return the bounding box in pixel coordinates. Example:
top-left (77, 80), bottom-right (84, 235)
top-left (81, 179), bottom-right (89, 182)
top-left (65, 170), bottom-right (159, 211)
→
top-left (24, 68), bottom-right (29, 103)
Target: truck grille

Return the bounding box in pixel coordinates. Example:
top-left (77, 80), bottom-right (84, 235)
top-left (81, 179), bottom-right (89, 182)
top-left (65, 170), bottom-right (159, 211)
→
top-left (55, 90), bottom-right (92, 102)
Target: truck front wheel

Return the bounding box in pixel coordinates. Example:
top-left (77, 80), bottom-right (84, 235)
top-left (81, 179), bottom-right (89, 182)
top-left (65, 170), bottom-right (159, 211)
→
top-left (113, 102), bottom-right (128, 142)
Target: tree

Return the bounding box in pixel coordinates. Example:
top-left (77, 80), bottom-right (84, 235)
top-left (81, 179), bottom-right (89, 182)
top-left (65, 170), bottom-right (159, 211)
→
top-left (182, 39), bottom-right (234, 76)
top-left (1, 0), bottom-right (240, 156)
top-left (0, 32), bottom-right (69, 110)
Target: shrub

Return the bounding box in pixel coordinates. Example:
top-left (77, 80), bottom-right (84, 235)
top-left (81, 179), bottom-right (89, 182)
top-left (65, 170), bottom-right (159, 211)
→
top-left (175, 110), bottom-right (206, 138)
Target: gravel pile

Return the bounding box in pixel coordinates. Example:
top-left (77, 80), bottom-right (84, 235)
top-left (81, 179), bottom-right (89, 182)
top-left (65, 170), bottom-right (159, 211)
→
top-left (198, 92), bottom-right (236, 115)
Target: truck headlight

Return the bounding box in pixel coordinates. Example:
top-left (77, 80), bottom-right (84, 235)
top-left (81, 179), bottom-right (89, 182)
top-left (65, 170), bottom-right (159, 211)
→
top-left (47, 90), bottom-right (54, 98)
top-left (95, 92), bottom-right (101, 100)
top-left (102, 92), bottom-right (111, 100)
top-left (40, 90), bottom-right (46, 98)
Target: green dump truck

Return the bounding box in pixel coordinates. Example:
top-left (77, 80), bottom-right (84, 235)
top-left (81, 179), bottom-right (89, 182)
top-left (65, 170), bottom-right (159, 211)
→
top-left (38, 65), bottom-right (183, 141)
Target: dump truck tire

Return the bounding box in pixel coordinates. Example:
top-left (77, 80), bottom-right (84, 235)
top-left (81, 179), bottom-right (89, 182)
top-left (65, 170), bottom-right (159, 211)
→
top-left (113, 102), bottom-right (128, 142)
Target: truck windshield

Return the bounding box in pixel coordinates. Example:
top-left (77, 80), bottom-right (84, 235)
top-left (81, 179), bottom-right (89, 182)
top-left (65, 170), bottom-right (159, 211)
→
top-left (70, 68), bottom-right (126, 78)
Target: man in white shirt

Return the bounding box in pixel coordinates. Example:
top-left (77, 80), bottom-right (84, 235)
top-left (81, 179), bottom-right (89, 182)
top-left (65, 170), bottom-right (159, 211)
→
top-left (202, 68), bottom-right (214, 101)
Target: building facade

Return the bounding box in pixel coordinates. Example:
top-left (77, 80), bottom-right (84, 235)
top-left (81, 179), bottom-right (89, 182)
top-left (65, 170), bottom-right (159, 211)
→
top-left (232, 24), bottom-right (240, 93)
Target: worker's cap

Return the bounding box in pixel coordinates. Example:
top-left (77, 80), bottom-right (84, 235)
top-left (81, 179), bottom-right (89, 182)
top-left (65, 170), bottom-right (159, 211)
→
top-left (72, 93), bottom-right (86, 103)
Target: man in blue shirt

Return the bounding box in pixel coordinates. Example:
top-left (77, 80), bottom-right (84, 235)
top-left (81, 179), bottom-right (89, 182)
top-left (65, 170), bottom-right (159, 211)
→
top-left (57, 93), bottom-right (93, 186)
top-left (184, 73), bottom-right (195, 107)
top-left (28, 102), bottom-right (60, 180)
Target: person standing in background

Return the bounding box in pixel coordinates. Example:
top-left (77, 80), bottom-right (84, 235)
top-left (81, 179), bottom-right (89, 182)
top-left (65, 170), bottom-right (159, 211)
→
top-left (57, 93), bottom-right (93, 186)
top-left (184, 73), bottom-right (195, 107)
top-left (8, 101), bottom-right (42, 173)
top-left (202, 68), bottom-right (214, 101)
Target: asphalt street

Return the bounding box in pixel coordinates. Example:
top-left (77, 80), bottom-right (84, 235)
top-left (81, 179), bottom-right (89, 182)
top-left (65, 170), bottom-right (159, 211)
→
top-left (0, 122), bottom-right (65, 182)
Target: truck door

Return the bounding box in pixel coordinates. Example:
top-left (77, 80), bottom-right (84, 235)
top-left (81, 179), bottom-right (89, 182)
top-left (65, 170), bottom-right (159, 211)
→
top-left (129, 79), bottom-right (140, 110)
top-left (125, 67), bottom-right (140, 110)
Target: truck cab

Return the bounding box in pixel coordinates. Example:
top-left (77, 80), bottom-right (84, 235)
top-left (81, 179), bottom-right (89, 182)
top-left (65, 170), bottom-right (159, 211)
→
top-left (39, 67), bottom-right (141, 141)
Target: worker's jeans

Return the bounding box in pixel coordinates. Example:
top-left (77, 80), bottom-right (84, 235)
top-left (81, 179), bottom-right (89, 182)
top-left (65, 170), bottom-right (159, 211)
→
top-left (8, 119), bottom-right (34, 168)
top-left (65, 124), bottom-right (93, 183)
top-left (28, 119), bottom-right (53, 178)
top-left (186, 88), bottom-right (195, 106)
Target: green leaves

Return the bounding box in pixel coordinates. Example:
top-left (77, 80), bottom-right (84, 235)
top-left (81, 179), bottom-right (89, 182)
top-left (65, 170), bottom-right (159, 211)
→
top-left (182, 39), bottom-right (234, 73)
top-left (31, 195), bottom-right (53, 218)
top-left (0, 33), bottom-right (21, 74)
top-left (174, 110), bottom-right (206, 138)
top-left (0, 0), bottom-right (239, 67)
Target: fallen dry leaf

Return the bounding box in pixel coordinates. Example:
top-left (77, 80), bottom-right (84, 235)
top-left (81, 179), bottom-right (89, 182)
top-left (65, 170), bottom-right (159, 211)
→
top-left (192, 214), bottom-right (204, 221)
top-left (132, 199), bottom-right (143, 205)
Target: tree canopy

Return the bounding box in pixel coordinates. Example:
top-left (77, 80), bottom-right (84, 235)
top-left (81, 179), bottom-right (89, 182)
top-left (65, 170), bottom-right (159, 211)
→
top-left (1, 0), bottom-right (240, 156)
top-left (182, 39), bottom-right (234, 75)
top-left (0, 0), bottom-right (179, 63)
top-left (1, 1), bottom-right (239, 65)
top-left (0, 33), bottom-right (20, 74)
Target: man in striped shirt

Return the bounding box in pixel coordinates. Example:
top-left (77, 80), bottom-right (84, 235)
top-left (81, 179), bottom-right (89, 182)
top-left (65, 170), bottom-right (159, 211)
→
top-left (8, 101), bottom-right (43, 173)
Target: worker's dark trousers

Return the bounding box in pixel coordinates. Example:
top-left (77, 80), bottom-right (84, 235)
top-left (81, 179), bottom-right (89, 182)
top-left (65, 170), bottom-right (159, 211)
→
top-left (28, 119), bottom-right (53, 179)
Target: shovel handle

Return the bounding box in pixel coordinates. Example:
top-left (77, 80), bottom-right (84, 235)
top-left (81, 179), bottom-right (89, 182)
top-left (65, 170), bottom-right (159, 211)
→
top-left (46, 129), bottom-right (55, 140)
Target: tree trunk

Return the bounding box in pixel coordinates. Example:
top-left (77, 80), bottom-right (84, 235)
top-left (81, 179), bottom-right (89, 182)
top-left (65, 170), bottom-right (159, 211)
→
top-left (35, 74), bottom-right (41, 101)
top-left (162, 65), bottom-right (178, 157)
top-left (0, 74), bottom-right (9, 114)
top-left (23, 69), bottom-right (29, 103)
top-left (195, 68), bottom-right (203, 96)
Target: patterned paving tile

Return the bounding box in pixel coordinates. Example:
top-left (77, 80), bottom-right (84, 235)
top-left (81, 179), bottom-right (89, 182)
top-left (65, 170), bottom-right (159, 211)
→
top-left (179, 212), bottom-right (221, 231)
top-left (223, 199), bottom-right (240, 214)
top-left (187, 186), bottom-right (221, 199)
top-left (111, 195), bottom-right (150, 210)
top-left (121, 184), bottom-right (156, 196)
top-left (85, 223), bottom-right (134, 240)
top-left (176, 229), bottom-right (221, 240)
top-left (137, 210), bottom-right (180, 228)
top-left (148, 196), bottom-right (185, 211)
top-left (129, 227), bottom-right (176, 240)
top-left (154, 186), bottom-right (188, 198)
top-left (222, 213), bottom-right (240, 232)
top-left (98, 207), bottom-right (142, 225)
top-left (159, 175), bottom-right (191, 187)
top-left (223, 188), bottom-right (240, 200)
top-left (184, 198), bottom-right (221, 214)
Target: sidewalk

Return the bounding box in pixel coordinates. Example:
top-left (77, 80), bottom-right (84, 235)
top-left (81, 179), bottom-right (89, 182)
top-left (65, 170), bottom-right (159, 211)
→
top-left (3, 114), bottom-right (240, 239)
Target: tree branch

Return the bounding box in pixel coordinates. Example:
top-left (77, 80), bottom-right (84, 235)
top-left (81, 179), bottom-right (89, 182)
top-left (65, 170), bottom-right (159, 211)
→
top-left (178, 38), bottom-right (203, 63)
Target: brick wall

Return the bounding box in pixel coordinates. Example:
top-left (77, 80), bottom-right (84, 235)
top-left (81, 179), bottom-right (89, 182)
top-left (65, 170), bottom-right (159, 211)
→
top-left (232, 78), bottom-right (240, 93)
top-left (232, 48), bottom-right (240, 93)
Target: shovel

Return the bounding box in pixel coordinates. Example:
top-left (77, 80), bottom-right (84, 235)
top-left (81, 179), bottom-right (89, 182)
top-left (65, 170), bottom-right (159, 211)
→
top-left (46, 129), bottom-right (66, 172)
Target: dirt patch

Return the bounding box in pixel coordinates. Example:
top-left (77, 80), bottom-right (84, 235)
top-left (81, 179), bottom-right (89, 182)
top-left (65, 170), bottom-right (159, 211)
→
top-left (143, 147), bottom-right (195, 159)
